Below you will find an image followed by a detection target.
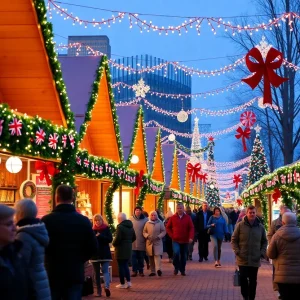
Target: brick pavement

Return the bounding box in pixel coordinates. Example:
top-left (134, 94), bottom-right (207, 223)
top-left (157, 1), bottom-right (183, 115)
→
top-left (85, 242), bottom-right (278, 300)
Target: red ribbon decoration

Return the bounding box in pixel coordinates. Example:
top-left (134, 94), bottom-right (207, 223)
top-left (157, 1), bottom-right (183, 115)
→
top-left (187, 162), bottom-right (201, 183)
top-left (235, 126), bottom-right (251, 152)
top-left (134, 170), bottom-right (144, 196)
top-left (35, 161), bottom-right (59, 186)
top-left (236, 198), bottom-right (243, 206)
top-left (242, 47), bottom-right (288, 105)
top-left (272, 188), bottom-right (281, 204)
top-left (200, 172), bottom-right (208, 184)
top-left (233, 174), bottom-right (243, 189)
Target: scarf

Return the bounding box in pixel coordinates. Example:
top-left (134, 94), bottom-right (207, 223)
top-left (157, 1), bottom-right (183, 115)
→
top-left (93, 223), bottom-right (108, 232)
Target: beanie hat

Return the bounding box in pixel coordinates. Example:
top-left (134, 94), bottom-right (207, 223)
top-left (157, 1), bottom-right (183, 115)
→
top-left (134, 206), bottom-right (143, 211)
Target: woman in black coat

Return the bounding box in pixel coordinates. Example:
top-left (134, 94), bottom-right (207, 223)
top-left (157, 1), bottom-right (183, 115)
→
top-left (90, 214), bottom-right (113, 297)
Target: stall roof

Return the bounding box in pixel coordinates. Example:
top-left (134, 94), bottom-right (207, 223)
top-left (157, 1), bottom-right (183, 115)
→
top-left (145, 127), bottom-right (164, 182)
top-left (178, 158), bottom-right (188, 192)
top-left (60, 56), bottom-right (122, 162)
top-left (162, 144), bottom-right (180, 189)
top-left (117, 105), bottom-right (148, 173)
top-left (0, 0), bottom-right (71, 127)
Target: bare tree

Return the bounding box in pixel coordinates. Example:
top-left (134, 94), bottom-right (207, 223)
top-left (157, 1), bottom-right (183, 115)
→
top-left (228, 0), bottom-right (300, 166)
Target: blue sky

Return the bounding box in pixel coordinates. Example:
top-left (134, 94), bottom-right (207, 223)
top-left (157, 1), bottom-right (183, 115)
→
top-left (50, 0), bottom-right (258, 163)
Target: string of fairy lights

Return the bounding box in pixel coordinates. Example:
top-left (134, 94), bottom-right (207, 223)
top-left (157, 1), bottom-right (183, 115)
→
top-left (49, 0), bottom-right (299, 36)
top-left (56, 43), bottom-right (300, 78)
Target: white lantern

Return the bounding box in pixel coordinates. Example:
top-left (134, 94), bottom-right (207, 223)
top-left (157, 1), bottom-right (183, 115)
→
top-left (6, 156), bottom-right (23, 174)
top-left (131, 155), bottom-right (139, 164)
top-left (168, 134), bottom-right (176, 142)
top-left (177, 109), bottom-right (188, 123)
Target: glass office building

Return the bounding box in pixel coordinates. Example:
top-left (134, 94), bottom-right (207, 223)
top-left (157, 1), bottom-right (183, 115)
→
top-left (111, 55), bottom-right (192, 149)
top-left (67, 36), bottom-right (111, 58)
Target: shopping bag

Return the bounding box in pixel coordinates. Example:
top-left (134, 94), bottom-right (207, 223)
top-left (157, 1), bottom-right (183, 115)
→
top-left (82, 276), bottom-right (94, 296)
top-left (233, 269), bottom-right (240, 287)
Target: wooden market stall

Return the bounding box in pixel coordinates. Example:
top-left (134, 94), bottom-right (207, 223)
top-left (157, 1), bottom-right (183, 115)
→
top-left (0, 0), bottom-right (75, 215)
top-left (241, 160), bottom-right (300, 230)
top-left (144, 127), bottom-right (165, 213)
top-left (116, 105), bottom-right (149, 218)
top-left (162, 144), bottom-right (181, 214)
top-left (60, 55), bottom-right (124, 220)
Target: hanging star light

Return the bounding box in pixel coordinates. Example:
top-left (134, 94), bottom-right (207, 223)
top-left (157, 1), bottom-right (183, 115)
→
top-left (132, 78), bottom-right (150, 98)
top-left (256, 36), bottom-right (272, 59)
top-left (254, 124), bottom-right (262, 133)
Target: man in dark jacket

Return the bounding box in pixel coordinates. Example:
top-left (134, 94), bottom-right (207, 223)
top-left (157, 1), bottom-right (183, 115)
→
top-left (166, 202), bottom-right (194, 276)
top-left (0, 204), bottom-right (30, 300)
top-left (42, 185), bottom-right (98, 300)
top-left (231, 205), bottom-right (268, 300)
top-left (185, 206), bottom-right (196, 260)
top-left (195, 201), bottom-right (213, 262)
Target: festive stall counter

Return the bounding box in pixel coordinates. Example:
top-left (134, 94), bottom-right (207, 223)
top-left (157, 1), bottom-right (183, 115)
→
top-left (241, 160), bottom-right (300, 229)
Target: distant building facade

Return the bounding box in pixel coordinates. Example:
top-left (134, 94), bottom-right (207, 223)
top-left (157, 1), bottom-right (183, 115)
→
top-left (111, 54), bottom-right (192, 149)
top-left (67, 35), bottom-right (111, 58)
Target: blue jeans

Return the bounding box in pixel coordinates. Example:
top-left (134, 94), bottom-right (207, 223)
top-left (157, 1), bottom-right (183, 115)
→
top-left (92, 261), bottom-right (110, 289)
top-left (210, 235), bottom-right (223, 261)
top-left (117, 259), bottom-right (130, 284)
top-left (172, 242), bottom-right (188, 273)
top-left (132, 250), bottom-right (145, 273)
top-left (51, 283), bottom-right (82, 300)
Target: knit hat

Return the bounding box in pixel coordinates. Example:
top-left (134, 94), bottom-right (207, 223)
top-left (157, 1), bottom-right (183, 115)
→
top-left (134, 206), bottom-right (143, 211)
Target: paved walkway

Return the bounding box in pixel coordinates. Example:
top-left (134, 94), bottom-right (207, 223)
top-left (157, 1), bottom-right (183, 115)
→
top-left (85, 242), bottom-right (278, 300)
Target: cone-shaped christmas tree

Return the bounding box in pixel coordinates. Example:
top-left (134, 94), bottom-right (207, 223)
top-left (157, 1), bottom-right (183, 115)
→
top-left (205, 138), bottom-right (221, 207)
top-left (190, 117), bottom-right (203, 162)
top-left (247, 125), bottom-right (270, 186)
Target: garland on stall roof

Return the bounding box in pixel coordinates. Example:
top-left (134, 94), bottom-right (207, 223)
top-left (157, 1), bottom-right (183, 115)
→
top-left (136, 184), bottom-right (148, 208)
top-left (169, 188), bottom-right (202, 206)
top-left (34, 0), bottom-right (75, 131)
top-left (241, 161), bottom-right (300, 207)
top-left (78, 56), bottom-right (124, 162)
top-left (105, 181), bottom-right (120, 233)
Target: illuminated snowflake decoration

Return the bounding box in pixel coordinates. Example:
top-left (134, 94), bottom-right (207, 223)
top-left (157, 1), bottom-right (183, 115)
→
top-left (256, 36), bottom-right (272, 59)
top-left (132, 78), bottom-right (150, 98)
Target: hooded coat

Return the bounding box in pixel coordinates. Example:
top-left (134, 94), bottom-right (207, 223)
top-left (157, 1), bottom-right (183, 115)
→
top-left (129, 214), bottom-right (148, 251)
top-left (16, 218), bottom-right (51, 300)
top-left (231, 216), bottom-right (267, 267)
top-left (267, 224), bottom-right (300, 284)
top-left (113, 220), bottom-right (136, 260)
top-left (143, 219), bottom-right (166, 256)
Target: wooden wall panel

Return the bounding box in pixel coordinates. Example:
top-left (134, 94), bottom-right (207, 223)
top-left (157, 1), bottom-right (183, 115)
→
top-left (170, 155), bottom-right (180, 190)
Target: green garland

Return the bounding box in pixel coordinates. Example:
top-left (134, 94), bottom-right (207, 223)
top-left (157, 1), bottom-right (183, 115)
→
top-left (169, 188), bottom-right (202, 206)
top-left (105, 181), bottom-right (120, 233)
top-left (136, 183), bottom-right (148, 207)
top-left (33, 0), bottom-right (75, 131)
top-left (157, 191), bottom-right (166, 211)
top-left (78, 56), bottom-right (124, 162)
top-left (242, 161), bottom-right (300, 207)
top-left (258, 193), bottom-right (269, 231)
top-left (175, 140), bottom-right (212, 154)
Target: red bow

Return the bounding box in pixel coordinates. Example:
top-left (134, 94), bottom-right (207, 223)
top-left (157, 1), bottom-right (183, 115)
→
top-left (35, 161), bottom-right (59, 186)
top-left (272, 188), bottom-right (281, 204)
top-left (187, 162), bottom-right (201, 183)
top-left (236, 198), bottom-right (243, 206)
top-left (242, 47), bottom-right (288, 106)
top-left (199, 172), bottom-right (208, 183)
top-left (235, 126), bottom-right (251, 152)
top-left (233, 174), bottom-right (243, 189)
top-left (134, 170), bottom-right (144, 196)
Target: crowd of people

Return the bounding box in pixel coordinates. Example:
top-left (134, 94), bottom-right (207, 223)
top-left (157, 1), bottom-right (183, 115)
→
top-left (0, 184), bottom-right (300, 300)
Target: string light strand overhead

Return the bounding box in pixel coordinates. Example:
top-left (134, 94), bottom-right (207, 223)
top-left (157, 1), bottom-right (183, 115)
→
top-left (48, 1), bottom-right (299, 36)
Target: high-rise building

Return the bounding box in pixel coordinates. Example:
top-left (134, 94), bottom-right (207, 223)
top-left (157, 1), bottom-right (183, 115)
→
top-left (67, 35), bottom-right (111, 58)
top-left (111, 54), bottom-right (192, 149)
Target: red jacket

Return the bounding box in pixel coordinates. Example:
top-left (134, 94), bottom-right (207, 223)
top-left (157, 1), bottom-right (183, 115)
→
top-left (166, 213), bottom-right (194, 244)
